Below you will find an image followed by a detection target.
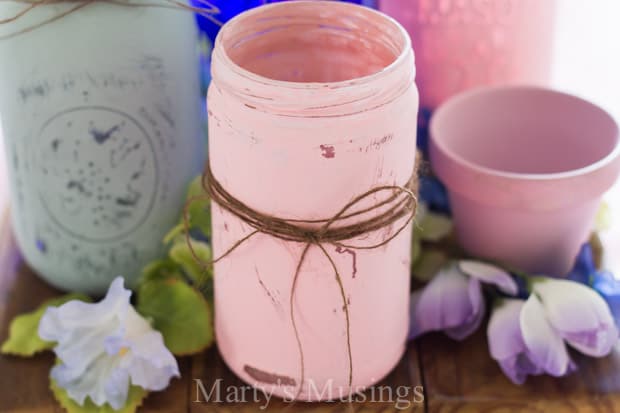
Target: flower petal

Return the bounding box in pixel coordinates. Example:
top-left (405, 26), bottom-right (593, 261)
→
top-left (444, 277), bottom-right (484, 340)
top-left (408, 290), bottom-right (423, 340)
top-left (487, 299), bottom-right (527, 361)
top-left (566, 244), bottom-right (595, 284)
top-left (122, 331), bottom-right (180, 391)
top-left (52, 353), bottom-right (124, 408)
top-left (459, 260), bottom-right (518, 296)
top-left (104, 367), bottom-right (130, 410)
top-left (412, 264), bottom-right (477, 337)
top-left (39, 277), bottom-right (132, 381)
top-left (40, 276), bottom-right (178, 409)
top-left (487, 298), bottom-right (544, 384)
top-left (533, 278), bottom-right (618, 357)
top-left (520, 294), bottom-right (573, 377)
top-left (498, 353), bottom-right (543, 385)
top-left (39, 277), bottom-right (130, 341)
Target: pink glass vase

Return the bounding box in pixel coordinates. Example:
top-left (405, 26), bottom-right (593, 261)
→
top-left (208, 1), bottom-right (418, 401)
top-left (379, 0), bottom-right (557, 109)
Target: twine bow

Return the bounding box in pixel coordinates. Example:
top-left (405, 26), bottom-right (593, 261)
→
top-left (184, 162), bottom-right (419, 396)
top-left (0, 0), bottom-right (221, 40)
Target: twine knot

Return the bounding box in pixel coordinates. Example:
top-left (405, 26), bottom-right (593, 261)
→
top-left (185, 160), bottom-right (419, 397)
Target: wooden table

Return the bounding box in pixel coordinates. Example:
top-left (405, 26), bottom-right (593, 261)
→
top-left (2, 212), bottom-right (620, 413)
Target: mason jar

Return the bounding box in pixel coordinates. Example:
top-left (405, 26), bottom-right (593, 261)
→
top-left (379, 0), bottom-right (557, 109)
top-left (208, 1), bottom-right (418, 400)
top-left (0, 1), bottom-right (204, 294)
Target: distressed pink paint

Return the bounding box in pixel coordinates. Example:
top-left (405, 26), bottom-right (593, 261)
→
top-left (319, 144), bottom-right (336, 159)
top-left (208, 2), bottom-right (418, 401)
top-left (335, 246), bottom-right (358, 278)
top-left (379, 0), bottom-right (557, 108)
top-left (430, 87), bottom-right (620, 276)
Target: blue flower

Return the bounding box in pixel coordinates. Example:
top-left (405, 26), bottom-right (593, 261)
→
top-left (591, 271), bottom-right (620, 328)
top-left (566, 243), bottom-right (596, 284)
top-left (416, 107), bottom-right (433, 156)
top-left (419, 175), bottom-right (451, 215)
top-left (566, 243), bottom-right (620, 327)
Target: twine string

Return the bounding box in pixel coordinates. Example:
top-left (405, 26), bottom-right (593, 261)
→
top-left (183, 163), bottom-right (418, 397)
top-left (0, 0), bottom-right (221, 40)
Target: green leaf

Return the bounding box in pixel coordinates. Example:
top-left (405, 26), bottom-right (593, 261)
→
top-left (169, 238), bottom-right (212, 283)
top-left (162, 222), bottom-right (185, 245)
top-left (595, 201), bottom-right (612, 232)
top-left (417, 211), bottom-right (453, 242)
top-left (186, 176), bottom-right (211, 236)
top-left (136, 279), bottom-right (213, 356)
top-left (411, 238), bottom-right (422, 266)
top-left (412, 250), bottom-right (448, 283)
top-left (51, 377), bottom-right (147, 413)
top-left (141, 259), bottom-right (183, 284)
top-left (1, 293), bottom-right (91, 357)
top-left (163, 176), bottom-right (211, 243)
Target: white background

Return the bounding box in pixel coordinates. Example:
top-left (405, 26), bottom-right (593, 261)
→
top-left (1, 0), bottom-right (620, 270)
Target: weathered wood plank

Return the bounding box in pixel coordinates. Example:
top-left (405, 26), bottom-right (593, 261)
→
top-left (419, 330), bottom-right (620, 413)
top-left (189, 342), bottom-right (424, 412)
top-left (0, 212), bottom-right (58, 413)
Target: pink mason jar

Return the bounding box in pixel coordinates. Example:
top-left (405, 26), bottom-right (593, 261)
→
top-left (208, 1), bottom-right (418, 401)
top-left (379, 0), bottom-right (556, 109)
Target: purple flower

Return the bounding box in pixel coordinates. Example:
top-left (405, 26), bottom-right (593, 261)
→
top-left (410, 261), bottom-right (518, 340)
top-left (520, 294), bottom-right (576, 377)
top-left (531, 278), bottom-right (618, 357)
top-left (487, 299), bottom-right (544, 384)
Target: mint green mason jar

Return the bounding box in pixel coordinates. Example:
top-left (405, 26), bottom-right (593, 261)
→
top-left (0, 1), bottom-right (204, 294)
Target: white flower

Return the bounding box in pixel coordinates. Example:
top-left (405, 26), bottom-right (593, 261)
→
top-left (520, 293), bottom-right (575, 376)
top-left (38, 277), bottom-right (179, 410)
top-left (531, 277), bottom-right (618, 357)
top-left (487, 298), bottom-right (544, 384)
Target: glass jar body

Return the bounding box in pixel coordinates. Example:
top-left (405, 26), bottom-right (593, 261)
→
top-left (208, 1), bottom-right (418, 400)
top-left (0, 2), bottom-right (204, 294)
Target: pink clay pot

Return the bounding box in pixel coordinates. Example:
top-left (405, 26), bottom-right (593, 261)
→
top-left (430, 86), bottom-right (620, 276)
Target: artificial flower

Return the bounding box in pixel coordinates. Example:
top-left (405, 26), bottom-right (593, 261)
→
top-left (38, 277), bottom-right (179, 410)
top-left (591, 271), bottom-right (620, 327)
top-left (487, 298), bottom-right (543, 384)
top-left (520, 293), bottom-right (575, 377)
top-left (567, 243), bottom-right (598, 285)
top-left (531, 277), bottom-right (618, 357)
top-left (459, 260), bottom-right (519, 297)
top-left (567, 243), bottom-right (620, 327)
top-left (410, 260), bottom-right (518, 340)
top-left (418, 174), bottom-right (451, 215)
top-left (416, 107), bottom-right (432, 156)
